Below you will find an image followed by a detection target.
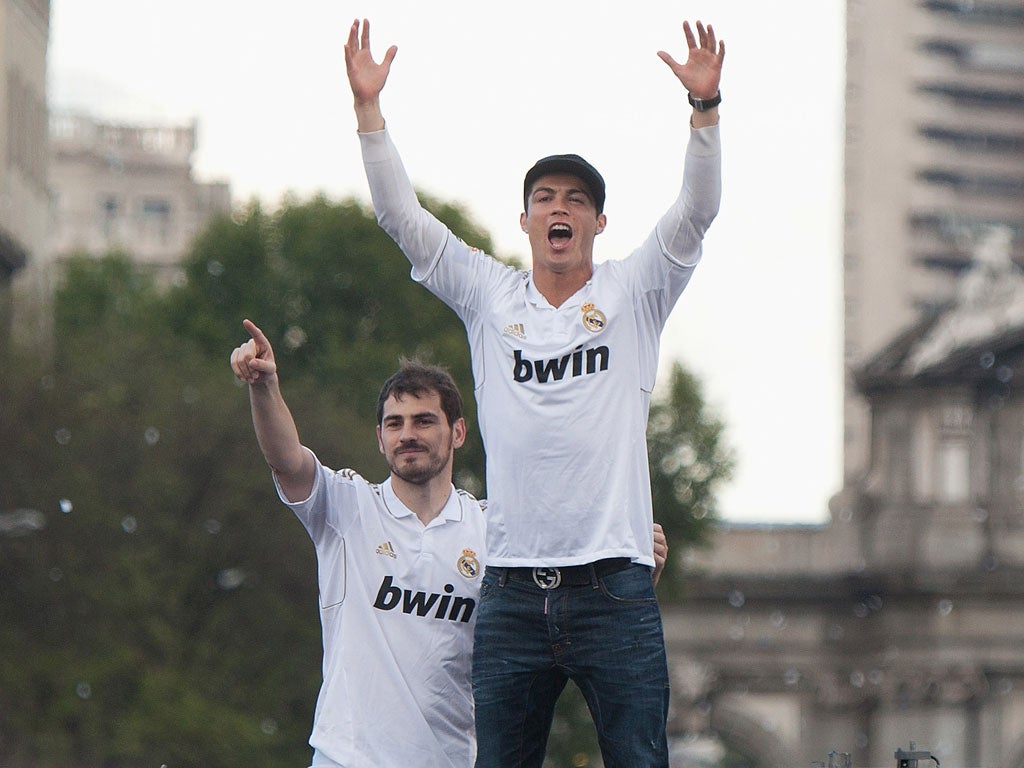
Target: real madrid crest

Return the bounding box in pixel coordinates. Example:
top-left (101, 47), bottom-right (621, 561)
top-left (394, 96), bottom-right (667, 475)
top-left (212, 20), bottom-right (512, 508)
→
top-left (457, 549), bottom-right (481, 578)
top-left (581, 302), bottom-right (607, 333)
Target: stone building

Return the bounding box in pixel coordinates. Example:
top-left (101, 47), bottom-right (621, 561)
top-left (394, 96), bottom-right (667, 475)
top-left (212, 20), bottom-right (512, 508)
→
top-left (0, 0), bottom-right (49, 349)
top-left (843, 0), bottom-right (1024, 482)
top-left (48, 112), bottom-right (231, 281)
top-left (670, 230), bottom-right (1024, 768)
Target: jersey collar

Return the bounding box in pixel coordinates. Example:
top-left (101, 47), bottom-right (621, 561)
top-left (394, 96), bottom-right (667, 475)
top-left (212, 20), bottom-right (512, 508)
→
top-left (525, 270), bottom-right (592, 310)
top-left (381, 477), bottom-right (464, 527)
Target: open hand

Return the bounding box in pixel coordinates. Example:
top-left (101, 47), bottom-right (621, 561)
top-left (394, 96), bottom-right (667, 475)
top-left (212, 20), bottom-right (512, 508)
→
top-left (344, 18), bottom-right (397, 107)
top-left (657, 20), bottom-right (724, 99)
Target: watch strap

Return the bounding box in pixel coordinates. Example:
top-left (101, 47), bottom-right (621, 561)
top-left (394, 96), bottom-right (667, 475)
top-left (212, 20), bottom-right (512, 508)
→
top-left (687, 91), bottom-right (722, 112)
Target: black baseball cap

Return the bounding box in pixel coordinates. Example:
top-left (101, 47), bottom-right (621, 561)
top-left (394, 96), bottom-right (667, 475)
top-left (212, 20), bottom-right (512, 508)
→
top-left (523, 153), bottom-right (606, 214)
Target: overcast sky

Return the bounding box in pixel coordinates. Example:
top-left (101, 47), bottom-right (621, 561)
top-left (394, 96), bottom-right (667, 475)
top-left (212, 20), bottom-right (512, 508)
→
top-left (48, 1), bottom-right (846, 523)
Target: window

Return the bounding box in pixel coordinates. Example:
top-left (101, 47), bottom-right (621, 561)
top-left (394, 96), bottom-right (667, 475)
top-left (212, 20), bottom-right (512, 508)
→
top-left (99, 195), bottom-right (119, 240)
top-left (937, 405), bottom-right (972, 504)
top-left (918, 126), bottom-right (1024, 155)
top-left (140, 198), bottom-right (172, 245)
top-left (922, 0), bottom-right (1024, 25)
top-left (938, 440), bottom-right (971, 503)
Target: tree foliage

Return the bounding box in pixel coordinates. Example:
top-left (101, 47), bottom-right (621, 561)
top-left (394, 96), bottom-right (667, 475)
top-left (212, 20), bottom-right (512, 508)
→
top-left (648, 361), bottom-right (735, 596)
top-left (0, 193), bottom-right (730, 766)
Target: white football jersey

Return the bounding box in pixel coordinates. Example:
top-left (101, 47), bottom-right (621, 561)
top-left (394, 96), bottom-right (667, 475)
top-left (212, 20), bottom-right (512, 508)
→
top-left (277, 451), bottom-right (486, 768)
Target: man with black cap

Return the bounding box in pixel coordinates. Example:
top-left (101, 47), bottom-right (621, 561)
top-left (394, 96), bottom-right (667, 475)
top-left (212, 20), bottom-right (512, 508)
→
top-left (345, 16), bottom-right (724, 768)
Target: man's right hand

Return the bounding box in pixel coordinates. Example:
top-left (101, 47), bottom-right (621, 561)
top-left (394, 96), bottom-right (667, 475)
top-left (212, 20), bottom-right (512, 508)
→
top-left (230, 319), bottom-right (278, 385)
top-left (344, 18), bottom-right (396, 132)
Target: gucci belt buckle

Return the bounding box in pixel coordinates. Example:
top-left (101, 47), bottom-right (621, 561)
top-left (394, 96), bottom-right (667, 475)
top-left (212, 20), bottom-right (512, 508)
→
top-left (532, 567), bottom-right (562, 589)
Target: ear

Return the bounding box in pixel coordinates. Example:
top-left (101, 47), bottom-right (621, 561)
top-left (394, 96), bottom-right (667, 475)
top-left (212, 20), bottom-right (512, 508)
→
top-left (520, 211), bottom-right (528, 232)
top-left (376, 425), bottom-right (385, 455)
top-left (452, 417), bottom-right (467, 450)
top-left (595, 213), bottom-right (607, 235)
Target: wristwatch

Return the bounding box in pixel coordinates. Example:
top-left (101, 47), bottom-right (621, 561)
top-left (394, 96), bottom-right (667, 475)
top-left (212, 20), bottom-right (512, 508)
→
top-left (687, 91), bottom-right (722, 112)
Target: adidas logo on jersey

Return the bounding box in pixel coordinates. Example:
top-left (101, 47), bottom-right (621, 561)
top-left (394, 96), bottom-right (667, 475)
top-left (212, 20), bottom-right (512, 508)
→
top-left (376, 541), bottom-right (397, 559)
top-left (373, 576), bottom-right (476, 623)
top-left (502, 322), bottom-right (526, 339)
top-left (513, 344), bottom-right (610, 383)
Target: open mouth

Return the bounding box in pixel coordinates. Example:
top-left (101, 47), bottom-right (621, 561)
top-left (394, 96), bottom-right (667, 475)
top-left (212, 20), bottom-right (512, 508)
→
top-left (548, 223), bottom-right (573, 245)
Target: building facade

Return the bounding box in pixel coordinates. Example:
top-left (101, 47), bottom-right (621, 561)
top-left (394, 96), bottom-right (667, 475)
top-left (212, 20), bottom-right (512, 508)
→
top-left (0, 0), bottom-right (49, 350)
top-left (48, 112), bottom-right (231, 281)
top-left (673, 233), bottom-right (1024, 768)
top-left (843, 0), bottom-right (1024, 481)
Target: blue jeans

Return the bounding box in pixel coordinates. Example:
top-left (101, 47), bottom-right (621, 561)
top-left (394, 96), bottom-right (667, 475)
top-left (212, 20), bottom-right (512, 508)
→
top-left (472, 563), bottom-right (670, 768)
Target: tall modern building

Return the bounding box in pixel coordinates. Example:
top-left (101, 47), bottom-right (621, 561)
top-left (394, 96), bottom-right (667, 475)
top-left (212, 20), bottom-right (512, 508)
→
top-left (843, 0), bottom-right (1024, 480)
top-left (0, 0), bottom-right (49, 349)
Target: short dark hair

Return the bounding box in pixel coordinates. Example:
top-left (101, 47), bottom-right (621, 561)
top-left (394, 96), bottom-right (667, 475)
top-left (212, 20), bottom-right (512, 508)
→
top-left (376, 359), bottom-right (464, 428)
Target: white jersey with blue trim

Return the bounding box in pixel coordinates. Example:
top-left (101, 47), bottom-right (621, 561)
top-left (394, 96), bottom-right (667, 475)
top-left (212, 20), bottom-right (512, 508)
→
top-left (276, 450), bottom-right (486, 768)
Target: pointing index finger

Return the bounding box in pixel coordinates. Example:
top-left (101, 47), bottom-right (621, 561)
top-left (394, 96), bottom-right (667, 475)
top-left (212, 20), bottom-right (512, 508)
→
top-left (242, 318), bottom-right (268, 346)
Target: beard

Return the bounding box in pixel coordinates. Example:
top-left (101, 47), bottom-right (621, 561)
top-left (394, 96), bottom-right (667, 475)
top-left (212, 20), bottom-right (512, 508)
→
top-left (387, 439), bottom-right (452, 485)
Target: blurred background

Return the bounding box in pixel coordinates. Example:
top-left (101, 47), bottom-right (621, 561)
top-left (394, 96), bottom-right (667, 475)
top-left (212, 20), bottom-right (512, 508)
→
top-left (2, 1), bottom-right (1024, 766)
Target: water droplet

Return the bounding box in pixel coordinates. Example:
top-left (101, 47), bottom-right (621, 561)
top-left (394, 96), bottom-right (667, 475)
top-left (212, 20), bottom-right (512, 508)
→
top-left (770, 610), bottom-right (787, 629)
top-left (727, 624), bottom-right (744, 641)
top-left (284, 325), bottom-right (307, 350)
top-left (217, 568), bottom-right (246, 590)
top-left (49, 567), bottom-right (63, 582)
top-left (121, 516), bottom-right (138, 534)
top-left (76, 682), bottom-right (92, 699)
top-left (866, 594), bottom-right (883, 612)
top-left (996, 365), bottom-right (1013, 383)
top-left (204, 519), bottom-right (222, 535)
top-left (852, 602), bottom-right (870, 618)
top-left (979, 351), bottom-right (995, 369)
top-left (54, 428), bottom-right (71, 445)
top-left (728, 590), bottom-right (745, 608)
top-left (40, 374), bottom-right (55, 390)
top-left (850, 670), bottom-right (865, 688)
top-left (144, 427), bottom-right (160, 446)
top-left (59, 498), bottom-right (73, 514)
top-left (0, 508), bottom-right (46, 535)
top-left (260, 717), bottom-right (279, 735)
top-left (937, 598), bottom-right (954, 616)
top-left (783, 668), bottom-right (801, 686)
top-left (207, 260), bottom-right (224, 276)
top-left (182, 384), bottom-right (200, 404)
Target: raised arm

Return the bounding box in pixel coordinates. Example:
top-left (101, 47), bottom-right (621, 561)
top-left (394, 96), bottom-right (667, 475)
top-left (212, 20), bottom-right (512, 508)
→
top-left (657, 20), bottom-right (725, 128)
top-left (344, 18), bottom-right (397, 133)
top-left (230, 319), bottom-right (315, 502)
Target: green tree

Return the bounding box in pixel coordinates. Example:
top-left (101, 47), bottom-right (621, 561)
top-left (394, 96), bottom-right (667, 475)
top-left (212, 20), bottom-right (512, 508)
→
top-left (0, 193), bottom-right (731, 767)
top-left (167, 194), bottom-right (487, 494)
top-left (648, 361), bottom-right (735, 595)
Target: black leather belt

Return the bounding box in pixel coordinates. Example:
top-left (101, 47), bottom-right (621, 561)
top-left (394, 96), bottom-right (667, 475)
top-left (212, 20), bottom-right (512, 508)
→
top-left (492, 557), bottom-right (633, 589)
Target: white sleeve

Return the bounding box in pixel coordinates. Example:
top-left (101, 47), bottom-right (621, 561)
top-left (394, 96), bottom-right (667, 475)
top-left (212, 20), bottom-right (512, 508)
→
top-left (655, 123), bottom-right (722, 268)
top-left (358, 128), bottom-right (452, 282)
